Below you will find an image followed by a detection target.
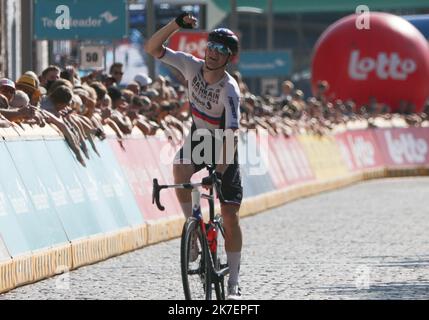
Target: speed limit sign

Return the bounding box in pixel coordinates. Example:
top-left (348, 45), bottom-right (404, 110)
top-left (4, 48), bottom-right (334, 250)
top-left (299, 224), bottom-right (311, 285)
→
top-left (80, 46), bottom-right (105, 69)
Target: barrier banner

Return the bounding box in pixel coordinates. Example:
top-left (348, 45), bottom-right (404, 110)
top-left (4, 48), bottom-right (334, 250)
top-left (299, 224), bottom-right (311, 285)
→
top-left (108, 139), bottom-right (151, 218)
top-left (109, 138), bottom-right (180, 220)
top-left (374, 128), bottom-right (429, 167)
top-left (266, 135), bottom-right (289, 189)
top-left (298, 134), bottom-right (349, 180)
top-left (1, 140), bottom-right (69, 251)
top-left (0, 236), bottom-right (10, 261)
top-left (0, 155), bottom-right (31, 256)
top-left (334, 129), bottom-right (385, 171)
top-left (238, 130), bottom-right (275, 197)
top-left (146, 136), bottom-right (183, 215)
top-left (43, 139), bottom-right (105, 237)
top-left (271, 136), bottom-right (315, 185)
top-left (14, 139), bottom-right (100, 242)
top-left (44, 139), bottom-right (123, 234)
top-left (79, 141), bottom-right (134, 230)
top-left (90, 140), bottom-right (144, 227)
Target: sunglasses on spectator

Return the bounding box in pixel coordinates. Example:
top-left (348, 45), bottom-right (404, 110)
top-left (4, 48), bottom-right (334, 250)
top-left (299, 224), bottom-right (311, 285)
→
top-left (207, 41), bottom-right (231, 55)
top-left (113, 71), bottom-right (124, 75)
top-left (0, 87), bottom-right (15, 94)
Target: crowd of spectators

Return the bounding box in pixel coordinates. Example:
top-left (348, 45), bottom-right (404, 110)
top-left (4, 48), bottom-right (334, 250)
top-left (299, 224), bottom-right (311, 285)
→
top-left (1, 62), bottom-right (428, 166)
top-left (237, 77), bottom-right (429, 137)
top-left (0, 63), bottom-right (191, 166)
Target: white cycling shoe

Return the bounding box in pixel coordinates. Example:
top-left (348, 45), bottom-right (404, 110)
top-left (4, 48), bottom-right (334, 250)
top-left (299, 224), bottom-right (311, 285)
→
top-left (227, 283), bottom-right (242, 300)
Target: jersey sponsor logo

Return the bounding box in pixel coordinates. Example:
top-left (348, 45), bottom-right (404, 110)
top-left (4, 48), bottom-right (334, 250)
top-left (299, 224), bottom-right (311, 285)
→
top-left (191, 75), bottom-right (221, 106)
top-left (228, 96), bottom-right (238, 120)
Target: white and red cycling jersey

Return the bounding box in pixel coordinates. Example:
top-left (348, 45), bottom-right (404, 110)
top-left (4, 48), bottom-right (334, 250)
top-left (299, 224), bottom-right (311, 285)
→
top-left (160, 47), bottom-right (241, 132)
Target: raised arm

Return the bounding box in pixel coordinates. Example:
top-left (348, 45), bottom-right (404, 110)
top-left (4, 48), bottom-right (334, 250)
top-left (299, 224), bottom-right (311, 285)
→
top-left (144, 13), bottom-right (197, 58)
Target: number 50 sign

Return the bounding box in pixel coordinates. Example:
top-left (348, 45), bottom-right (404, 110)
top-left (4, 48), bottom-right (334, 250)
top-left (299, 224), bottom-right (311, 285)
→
top-left (80, 46), bottom-right (105, 69)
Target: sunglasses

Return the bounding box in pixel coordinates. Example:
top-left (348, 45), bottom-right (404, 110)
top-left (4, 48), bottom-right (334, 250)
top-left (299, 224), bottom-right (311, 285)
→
top-left (0, 86), bottom-right (15, 94)
top-left (207, 41), bottom-right (231, 55)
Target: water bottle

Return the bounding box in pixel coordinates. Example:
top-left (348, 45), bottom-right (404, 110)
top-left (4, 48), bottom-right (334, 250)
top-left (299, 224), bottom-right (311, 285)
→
top-left (207, 223), bottom-right (217, 253)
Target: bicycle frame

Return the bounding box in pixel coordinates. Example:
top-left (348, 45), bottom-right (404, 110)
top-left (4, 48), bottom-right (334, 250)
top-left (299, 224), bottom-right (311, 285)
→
top-left (152, 166), bottom-right (229, 291)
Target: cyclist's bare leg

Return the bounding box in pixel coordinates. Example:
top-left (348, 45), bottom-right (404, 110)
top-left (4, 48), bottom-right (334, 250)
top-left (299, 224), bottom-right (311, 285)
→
top-left (173, 163), bottom-right (195, 218)
top-left (221, 203), bottom-right (242, 251)
top-left (221, 203), bottom-right (242, 287)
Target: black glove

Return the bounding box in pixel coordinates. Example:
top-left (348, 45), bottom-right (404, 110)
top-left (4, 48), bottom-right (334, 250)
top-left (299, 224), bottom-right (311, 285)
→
top-left (202, 171), bottom-right (222, 187)
top-left (175, 12), bottom-right (195, 29)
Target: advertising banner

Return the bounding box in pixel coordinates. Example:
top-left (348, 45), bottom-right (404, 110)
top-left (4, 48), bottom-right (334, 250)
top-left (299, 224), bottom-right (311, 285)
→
top-left (238, 130), bottom-right (275, 197)
top-left (34, 0), bottom-right (128, 40)
top-left (238, 50), bottom-right (293, 77)
top-left (334, 130), bottom-right (384, 171)
top-left (1, 141), bottom-right (69, 251)
top-left (0, 143), bottom-right (32, 256)
top-left (168, 31), bottom-right (209, 60)
top-left (374, 128), bottom-right (429, 167)
top-left (274, 136), bottom-right (316, 184)
top-left (298, 134), bottom-right (349, 180)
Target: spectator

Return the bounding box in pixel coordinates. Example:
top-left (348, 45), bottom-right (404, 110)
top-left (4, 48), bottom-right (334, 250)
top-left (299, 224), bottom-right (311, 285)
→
top-left (0, 112), bottom-right (11, 127)
top-left (107, 86), bottom-right (133, 134)
top-left (109, 63), bottom-right (124, 85)
top-left (48, 85), bottom-right (73, 114)
top-left (0, 78), bottom-right (16, 102)
top-left (0, 90), bottom-right (35, 123)
top-left (24, 71), bottom-right (40, 87)
top-left (315, 80), bottom-right (329, 104)
top-left (232, 71), bottom-right (249, 96)
top-left (61, 65), bottom-right (81, 86)
top-left (16, 74), bottom-right (42, 106)
top-left (47, 78), bottom-right (74, 95)
top-left (126, 81), bottom-right (140, 95)
top-left (279, 80), bottom-right (294, 104)
top-left (134, 73), bottom-right (152, 94)
top-left (40, 65), bottom-right (61, 91)
top-left (0, 93), bottom-right (9, 109)
top-left (10, 90), bottom-right (29, 108)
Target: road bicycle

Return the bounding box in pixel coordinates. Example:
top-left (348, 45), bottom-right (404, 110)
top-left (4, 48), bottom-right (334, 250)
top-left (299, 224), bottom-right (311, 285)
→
top-left (152, 165), bottom-right (229, 300)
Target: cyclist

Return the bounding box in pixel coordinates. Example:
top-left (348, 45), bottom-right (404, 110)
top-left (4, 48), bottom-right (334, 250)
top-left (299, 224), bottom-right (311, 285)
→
top-left (145, 13), bottom-right (243, 300)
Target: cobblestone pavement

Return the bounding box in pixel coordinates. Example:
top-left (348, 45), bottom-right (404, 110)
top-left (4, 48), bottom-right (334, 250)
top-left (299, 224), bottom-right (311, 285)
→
top-left (2, 177), bottom-right (429, 300)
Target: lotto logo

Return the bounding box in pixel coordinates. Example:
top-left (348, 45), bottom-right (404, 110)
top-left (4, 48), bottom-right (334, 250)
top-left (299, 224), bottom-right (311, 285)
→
top-left (384, 131), bottom-right (428, 164)
top-left (348, 50), bottom-right (416, 80)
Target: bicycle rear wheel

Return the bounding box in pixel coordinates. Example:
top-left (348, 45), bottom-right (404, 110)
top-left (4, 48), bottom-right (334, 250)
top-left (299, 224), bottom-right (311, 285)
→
top-left (181, 217), bottom-right (211, 300)
top-left (213, 215), bottom-right (228, 300)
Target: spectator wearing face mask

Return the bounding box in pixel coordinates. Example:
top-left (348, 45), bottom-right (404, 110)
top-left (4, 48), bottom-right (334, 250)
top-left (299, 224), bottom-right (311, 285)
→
top-left (40, 65), bottom-right (61, 91)
top-left (109, 63), bottom-right (124, 86)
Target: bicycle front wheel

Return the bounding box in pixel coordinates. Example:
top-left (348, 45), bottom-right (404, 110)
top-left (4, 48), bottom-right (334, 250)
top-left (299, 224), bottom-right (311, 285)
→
top-left (180, 217), bottom-right (211, 300)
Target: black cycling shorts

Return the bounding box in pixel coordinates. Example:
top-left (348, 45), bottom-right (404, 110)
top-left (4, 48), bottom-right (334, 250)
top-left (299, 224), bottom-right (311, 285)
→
top-left (175, 127), bottom-right (243, 206)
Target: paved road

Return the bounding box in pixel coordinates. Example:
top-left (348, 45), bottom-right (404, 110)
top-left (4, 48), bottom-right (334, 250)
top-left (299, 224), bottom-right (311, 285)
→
top-left (2, 177), bottom-right (429, 300)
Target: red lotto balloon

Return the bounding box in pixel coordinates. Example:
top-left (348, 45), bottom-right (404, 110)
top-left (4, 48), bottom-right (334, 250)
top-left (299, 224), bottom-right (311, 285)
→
top-left (311, 12), bottom-right (429, 112)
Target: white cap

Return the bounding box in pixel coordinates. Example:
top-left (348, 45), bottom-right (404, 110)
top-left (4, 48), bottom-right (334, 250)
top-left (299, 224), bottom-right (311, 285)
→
top-left (10, 90), bottom-right (29, 108)
top-left (134, 73), bottom-right (152, 87)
